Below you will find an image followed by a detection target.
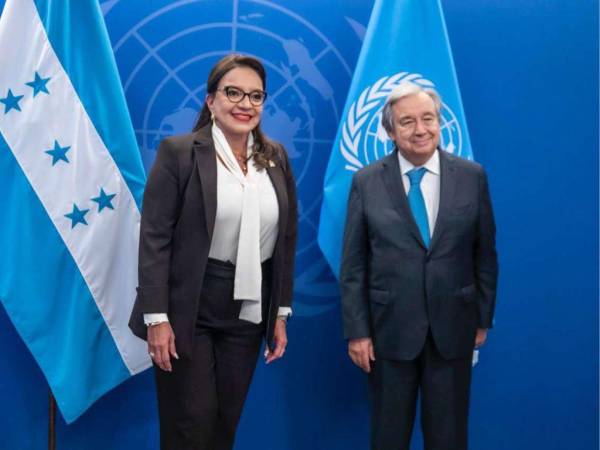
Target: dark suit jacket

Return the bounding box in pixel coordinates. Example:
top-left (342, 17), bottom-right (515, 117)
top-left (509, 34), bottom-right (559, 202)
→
top-left (340, 149), bottom-right (498, 361)
top-left (129, 125), bottom-right (297, 359)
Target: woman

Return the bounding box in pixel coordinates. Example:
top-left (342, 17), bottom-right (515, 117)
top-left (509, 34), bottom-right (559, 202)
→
top-left (128, 54), bottom-right (297, 450)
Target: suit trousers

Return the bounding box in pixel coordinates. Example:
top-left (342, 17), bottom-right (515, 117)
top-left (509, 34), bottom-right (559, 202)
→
top-left (154, 259), bottom-right (270, 450)
top-left (369, 332), bottom-right (473, 450)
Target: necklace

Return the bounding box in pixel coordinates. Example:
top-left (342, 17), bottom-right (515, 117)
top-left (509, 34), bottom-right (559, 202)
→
top-left (234, 152), bottom-right (249, 175)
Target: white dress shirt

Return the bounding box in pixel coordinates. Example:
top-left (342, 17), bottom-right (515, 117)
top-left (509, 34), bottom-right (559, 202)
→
top-left (397, 150), bottom-right (440, 236)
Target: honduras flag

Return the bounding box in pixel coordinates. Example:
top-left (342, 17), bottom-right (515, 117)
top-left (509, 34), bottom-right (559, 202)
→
top-left (318, 0), bottom-right (473, 276)
top-left (0, 0), bottom-right (149, 422)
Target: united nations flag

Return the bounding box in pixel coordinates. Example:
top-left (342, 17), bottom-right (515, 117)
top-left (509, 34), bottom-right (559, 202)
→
top-left (0, 0), bottom-right (148, 422)
top-left (318, 0), bottom-right (473, 276)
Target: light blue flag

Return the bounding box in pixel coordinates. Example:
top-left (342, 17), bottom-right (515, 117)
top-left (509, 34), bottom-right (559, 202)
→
top-left (0, 0), bottom-right (150, 423)
top-left (318, 0), bottom-right (473, 277)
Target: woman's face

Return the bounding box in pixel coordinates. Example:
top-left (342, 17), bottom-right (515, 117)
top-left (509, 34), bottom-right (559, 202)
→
top-left (206, 66), bottom-right (264, 140)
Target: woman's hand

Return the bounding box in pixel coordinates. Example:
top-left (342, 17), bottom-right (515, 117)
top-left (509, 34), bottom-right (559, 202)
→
top-left (265, 318), bottom-right (288, 364)
top-left (475, 328), bottom-right (488, 348)
top-left (147, 322), bottom-right (178, 372)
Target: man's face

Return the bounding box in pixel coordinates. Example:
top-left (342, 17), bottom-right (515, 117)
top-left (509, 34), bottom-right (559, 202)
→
top-left (387, 92), bottom-right (440, 166)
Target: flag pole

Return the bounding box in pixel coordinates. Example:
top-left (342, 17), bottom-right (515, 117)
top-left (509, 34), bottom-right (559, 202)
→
top-left (48, 390), bottom-right (56, 450)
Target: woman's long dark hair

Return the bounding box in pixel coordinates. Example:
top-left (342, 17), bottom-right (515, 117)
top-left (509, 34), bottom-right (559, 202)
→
top-left (193, 54), bottom-right (278, 170)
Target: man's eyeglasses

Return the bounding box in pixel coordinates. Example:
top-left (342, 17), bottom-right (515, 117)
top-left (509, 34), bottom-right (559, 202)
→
top-left (217, 86), bottom-right (267, 106)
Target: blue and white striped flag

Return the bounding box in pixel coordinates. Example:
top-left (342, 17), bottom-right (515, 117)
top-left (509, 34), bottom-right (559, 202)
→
top-left (0, 0), bottom-right (149, 423)
top-left (318, 0), bottom-right (473, 276)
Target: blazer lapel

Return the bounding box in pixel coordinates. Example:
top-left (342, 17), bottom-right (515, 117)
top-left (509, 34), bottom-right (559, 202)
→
top-left (266, 159), bottom-right (288, 244)
top-left (193, 126), bottom-right (217, 242)
top-left (381, 151), bottom-right (427, 249)
top-left (428, 149), bottom-right (457, 252)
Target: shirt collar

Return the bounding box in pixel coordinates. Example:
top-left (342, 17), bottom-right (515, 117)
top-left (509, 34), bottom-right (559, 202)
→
top-left (397, 148), bottom-right (440, 176)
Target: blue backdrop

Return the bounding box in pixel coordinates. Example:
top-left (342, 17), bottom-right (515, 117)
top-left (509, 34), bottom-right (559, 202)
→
top-left (0, 1), bottom-right (597, 449)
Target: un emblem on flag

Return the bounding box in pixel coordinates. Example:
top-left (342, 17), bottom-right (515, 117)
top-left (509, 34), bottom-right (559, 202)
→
top-left (340, 72), bottom-right (464, 172)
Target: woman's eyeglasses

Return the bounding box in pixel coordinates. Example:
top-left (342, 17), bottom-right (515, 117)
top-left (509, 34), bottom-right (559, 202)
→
top-left (217, 86), bottom-right (267, 106)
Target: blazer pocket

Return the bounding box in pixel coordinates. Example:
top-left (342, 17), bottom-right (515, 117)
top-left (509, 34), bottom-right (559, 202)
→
top-left (449, 203), bottom-right (474, 216)
top-left (457, 284), bottom-right (477, 303)
top-left (369, 289), bottom-right (390, 305)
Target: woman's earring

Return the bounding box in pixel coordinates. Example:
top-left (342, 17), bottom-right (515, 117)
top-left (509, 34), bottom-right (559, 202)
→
top-left (210, 111), bottom-right (215, 122)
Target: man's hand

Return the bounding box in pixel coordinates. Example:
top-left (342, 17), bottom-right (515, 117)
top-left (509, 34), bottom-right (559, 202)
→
top-left (475, 328), bottom-right (488, 348)
top-left (265, 318), bottom-right (288, 364)
top-left (147, 322), bottom-right (178, 372)
top-left (348, 337), bottom-right (375, 373)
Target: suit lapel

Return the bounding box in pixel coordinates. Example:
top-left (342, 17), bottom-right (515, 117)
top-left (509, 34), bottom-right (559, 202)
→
top-left (193, 126), bottom-right (217, 242)
top-left (266, 159), bottom-right (288, 244)
top-left (381, 151), bottom-right (427, 249)
top-left (428, 149), bottom-right (457, 252)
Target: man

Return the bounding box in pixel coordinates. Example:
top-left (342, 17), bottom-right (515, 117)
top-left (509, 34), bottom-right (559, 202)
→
top-left (340, 83), bottom-right (498, 450)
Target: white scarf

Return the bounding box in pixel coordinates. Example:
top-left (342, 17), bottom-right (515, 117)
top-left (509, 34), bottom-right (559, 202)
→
top-left (211, 124), bottom-right (263, 324)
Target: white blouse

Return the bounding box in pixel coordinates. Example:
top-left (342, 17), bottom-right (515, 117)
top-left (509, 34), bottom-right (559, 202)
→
top-left (208, 153), bottom-right (279, 263)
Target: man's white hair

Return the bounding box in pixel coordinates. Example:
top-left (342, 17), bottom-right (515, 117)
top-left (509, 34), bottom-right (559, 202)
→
top-left (381, 83), bottom-right (442, 133)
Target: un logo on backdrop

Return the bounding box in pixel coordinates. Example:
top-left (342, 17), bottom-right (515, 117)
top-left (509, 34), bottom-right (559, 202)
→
top-left (108, 0), bottom-right (352, 316)
top-left (340, 72), bottom-right (464, 171)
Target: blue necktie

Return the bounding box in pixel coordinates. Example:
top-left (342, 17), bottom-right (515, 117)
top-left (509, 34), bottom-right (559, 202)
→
top-left (406, 168), bottom-right (430, 247)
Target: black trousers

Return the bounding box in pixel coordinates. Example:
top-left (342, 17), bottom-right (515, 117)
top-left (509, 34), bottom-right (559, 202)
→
top-left (155, 259), bottom-right (270, 450)
top-left (369, 332), bottom-right (473, 450)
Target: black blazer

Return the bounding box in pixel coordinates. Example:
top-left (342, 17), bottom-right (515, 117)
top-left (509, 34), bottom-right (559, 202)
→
top-left (129, 125), bottom-right (297, 359)
top-left (340, 149), bottom-right (498, 360)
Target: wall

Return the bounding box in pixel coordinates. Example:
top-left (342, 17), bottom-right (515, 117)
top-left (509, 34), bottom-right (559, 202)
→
top-left (0, 1), bottom-right (597, 449)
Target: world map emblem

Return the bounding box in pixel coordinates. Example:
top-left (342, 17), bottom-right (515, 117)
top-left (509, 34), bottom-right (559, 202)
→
top-left (105, 0), bottom-right (354, 316)
top-left (340, 71), bottom-right (466, 171)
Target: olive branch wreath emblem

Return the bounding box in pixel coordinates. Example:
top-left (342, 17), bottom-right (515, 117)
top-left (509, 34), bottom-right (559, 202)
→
top-left (340, 72), bottom-right (434, 171)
